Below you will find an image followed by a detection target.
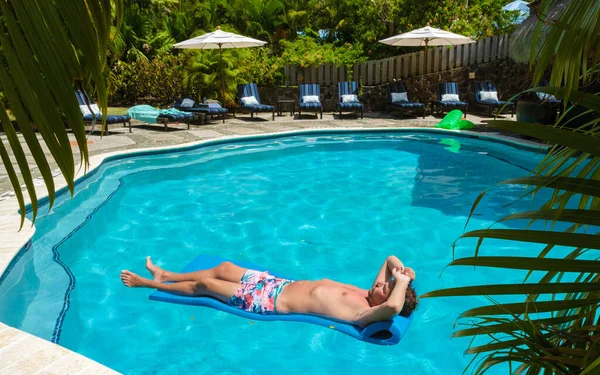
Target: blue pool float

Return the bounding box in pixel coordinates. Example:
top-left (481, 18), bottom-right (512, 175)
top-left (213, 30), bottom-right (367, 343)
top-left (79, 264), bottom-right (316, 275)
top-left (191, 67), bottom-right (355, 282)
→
top-left (150, 255), bottom-right (413, 346)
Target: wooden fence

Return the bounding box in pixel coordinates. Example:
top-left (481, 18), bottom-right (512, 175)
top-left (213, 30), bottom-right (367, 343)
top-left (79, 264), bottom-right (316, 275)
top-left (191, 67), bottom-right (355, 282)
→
top-left (283, 34), bottom-right (511, 86)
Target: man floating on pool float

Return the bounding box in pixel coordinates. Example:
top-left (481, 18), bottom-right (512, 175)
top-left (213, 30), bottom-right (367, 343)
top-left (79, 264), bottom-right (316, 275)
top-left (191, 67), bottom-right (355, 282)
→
top-left (121, 255), bottom-right (418, 327)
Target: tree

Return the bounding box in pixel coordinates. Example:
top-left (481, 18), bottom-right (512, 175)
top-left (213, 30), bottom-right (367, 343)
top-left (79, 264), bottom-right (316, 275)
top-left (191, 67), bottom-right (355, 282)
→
top-left (371, 0), bottom-right (402, 37)
top-left (398, 0), bottom-right (517, 38)
top-left (423, 0), bottom-right (600, 373)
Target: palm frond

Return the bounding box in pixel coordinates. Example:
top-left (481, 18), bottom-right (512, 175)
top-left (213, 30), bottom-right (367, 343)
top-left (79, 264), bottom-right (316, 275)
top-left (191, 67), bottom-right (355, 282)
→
top-left (448, 257), bottom-right (600, 273)
top-left (0, 1), bottom-right (119, 224)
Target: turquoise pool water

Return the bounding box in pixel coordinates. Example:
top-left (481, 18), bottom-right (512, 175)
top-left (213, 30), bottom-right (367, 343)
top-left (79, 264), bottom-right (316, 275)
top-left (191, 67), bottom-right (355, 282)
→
top-left (0, 131), bottom-right (549, 374)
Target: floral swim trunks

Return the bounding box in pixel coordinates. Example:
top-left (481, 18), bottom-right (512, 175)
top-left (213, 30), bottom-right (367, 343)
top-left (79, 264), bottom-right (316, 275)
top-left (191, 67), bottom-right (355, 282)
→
top-left (229, 269), bottom-right (294, 314)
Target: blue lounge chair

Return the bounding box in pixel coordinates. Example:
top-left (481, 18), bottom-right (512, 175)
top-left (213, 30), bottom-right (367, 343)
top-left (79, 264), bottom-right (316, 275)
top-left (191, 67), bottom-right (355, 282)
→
top-left (74, 89), bottom-right (131, 134)
top-left (298, 84), bottom-right (323, 119)
top-left (537, 80), bottom-right (562, 103)
top-left (174, 98), bottom-right (228, 124)
top-left (536, 80), bottom-right (563, 116)
top-left (337, 82), bottom-right (363, 119)
top-left (234, 83), bottom-right (275, 121)
top-left (474, 81), bottom-right (515, 117)
top-left (387, 82), bottom-right (425, 119)
top-left (127, 105), bottom-right (193, 130)
top-left (433, 82), bottom-right (468, 118)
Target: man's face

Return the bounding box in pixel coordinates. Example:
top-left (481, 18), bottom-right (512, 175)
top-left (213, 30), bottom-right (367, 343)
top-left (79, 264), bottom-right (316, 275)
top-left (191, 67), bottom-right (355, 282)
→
top-left (368, 280), bottom-right (395, 306)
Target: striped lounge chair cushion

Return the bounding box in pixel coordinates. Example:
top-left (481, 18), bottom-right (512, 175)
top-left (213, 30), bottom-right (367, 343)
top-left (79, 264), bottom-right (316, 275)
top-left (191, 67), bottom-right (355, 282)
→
top-left (237, 83), bottom-right (275, 111)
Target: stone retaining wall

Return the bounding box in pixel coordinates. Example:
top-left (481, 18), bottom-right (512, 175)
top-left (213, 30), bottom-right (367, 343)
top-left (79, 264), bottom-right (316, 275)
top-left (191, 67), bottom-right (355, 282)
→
top-left (259, 59), bottom-right (531, 114)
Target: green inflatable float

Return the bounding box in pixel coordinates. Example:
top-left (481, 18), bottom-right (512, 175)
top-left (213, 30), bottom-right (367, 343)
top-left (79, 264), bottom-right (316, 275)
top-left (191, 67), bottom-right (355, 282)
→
top-left (435, 109), bottom-right (475, 130)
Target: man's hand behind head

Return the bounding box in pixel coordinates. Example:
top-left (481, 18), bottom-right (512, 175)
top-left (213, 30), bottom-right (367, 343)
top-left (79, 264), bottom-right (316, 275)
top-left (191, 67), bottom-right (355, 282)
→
top-left (402, 267), bottom-right (416, 281)
top-left (392, 267), bottom-right (411, 284)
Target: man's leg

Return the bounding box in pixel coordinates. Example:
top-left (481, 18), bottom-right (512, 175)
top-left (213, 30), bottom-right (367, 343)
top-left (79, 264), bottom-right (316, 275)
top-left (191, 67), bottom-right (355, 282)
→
top-left (120, 270), bottom-right (239, 303)
top-left (145, 257), bottom-right (248, 284)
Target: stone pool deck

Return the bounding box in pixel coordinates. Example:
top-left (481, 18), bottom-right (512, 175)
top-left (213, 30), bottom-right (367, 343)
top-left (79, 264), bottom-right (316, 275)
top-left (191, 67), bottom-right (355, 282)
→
top-left (0, 324), bottom-right (118, 374)
top-left (1, 112), bottom-right (536, 374)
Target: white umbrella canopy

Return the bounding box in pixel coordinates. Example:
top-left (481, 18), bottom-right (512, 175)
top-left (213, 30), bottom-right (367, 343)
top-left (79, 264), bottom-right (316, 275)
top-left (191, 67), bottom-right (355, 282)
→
top-left (174, 26), bottom-right (267, 103)
top-left (379, 23), bottom-right (474, 76)
top-left (379, 24), bottom-right (473, 47)
top-left (173, 27), bottom-right (267, 49)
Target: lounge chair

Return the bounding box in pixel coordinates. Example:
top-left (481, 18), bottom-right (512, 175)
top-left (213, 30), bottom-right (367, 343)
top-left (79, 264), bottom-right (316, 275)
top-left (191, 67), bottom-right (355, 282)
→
top-left (337, 81), bottom-right (364, 119)
top-left (433, 82), bottom-right (468, 118)
top-left (127, 105), bottom-right (193, 130)
top-left (536, 80), bottom-right (563, 116)
top-left (474, 81), bottom-right (515, 117)
top-left (174, 98), bottom-right (228, 124)
top-left (298, 84), bottom-right (323, 119)
top-left (75, 89), bottom-right (131, 134)
top-left (387, 82), bottom-right (425, 118)
top-left (233, 83), bottom-right (275, 121)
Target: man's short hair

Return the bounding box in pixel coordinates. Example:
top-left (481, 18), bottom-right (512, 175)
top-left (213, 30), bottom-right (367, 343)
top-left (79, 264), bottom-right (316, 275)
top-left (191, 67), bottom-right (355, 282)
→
top-left (399, 282), bottom-right (418, 317)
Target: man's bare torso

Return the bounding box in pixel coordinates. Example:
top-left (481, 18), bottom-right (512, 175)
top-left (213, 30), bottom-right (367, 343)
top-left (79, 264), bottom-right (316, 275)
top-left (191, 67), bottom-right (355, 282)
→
top-left (276, 279), bottom-right (371, 322)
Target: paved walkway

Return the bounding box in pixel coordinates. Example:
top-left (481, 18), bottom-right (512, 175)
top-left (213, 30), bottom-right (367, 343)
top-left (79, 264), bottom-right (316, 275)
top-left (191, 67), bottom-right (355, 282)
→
top-left (0, 112), bottom-right (516, 201)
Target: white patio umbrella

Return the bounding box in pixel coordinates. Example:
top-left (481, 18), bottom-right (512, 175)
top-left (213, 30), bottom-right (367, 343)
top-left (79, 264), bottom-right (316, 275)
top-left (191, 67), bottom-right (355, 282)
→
top-left (379, 23), bottom-right (474, 76)
top-left (173, 26), bottom-right (267, 103)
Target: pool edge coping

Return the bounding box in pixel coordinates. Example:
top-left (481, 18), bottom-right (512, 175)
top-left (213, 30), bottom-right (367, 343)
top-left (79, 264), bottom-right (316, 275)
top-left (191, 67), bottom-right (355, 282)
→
top-left (0, 126), bottom-right (548, 374)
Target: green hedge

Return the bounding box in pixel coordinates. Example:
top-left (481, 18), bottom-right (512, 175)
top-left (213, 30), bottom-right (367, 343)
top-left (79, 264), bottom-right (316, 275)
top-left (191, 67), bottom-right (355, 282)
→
top-left (110, 54), bottom-right (189, 106)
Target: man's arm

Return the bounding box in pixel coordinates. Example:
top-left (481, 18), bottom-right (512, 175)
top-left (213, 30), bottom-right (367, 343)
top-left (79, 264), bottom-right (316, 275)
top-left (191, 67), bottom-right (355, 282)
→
top-left (371, 255), bottom-right (404, 288)
top-left (358, 270), bottom-right (411, 326)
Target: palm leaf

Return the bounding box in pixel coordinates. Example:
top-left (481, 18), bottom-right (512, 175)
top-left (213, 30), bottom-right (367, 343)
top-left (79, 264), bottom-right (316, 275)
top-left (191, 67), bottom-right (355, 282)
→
top-left (0, 105), bottom-right (37, 225)
top-left (0, 138), bottom-right (26, 228)
top-left (459, 298), bottom-right (600, 318)
top-left (499, 177), bottom-right (600, 198)
top-left (448, 257), bottom-right (600, 273)
top-left (422, 283), bottom-right (600, 298)
top-left (452, 315), bottom-right (585, 338)
top-left (14, 0), bottom-right (90, 160)
top-left (497, 210), bottom-right (600, 227)
top-left (466, 338), bottom-right (549, 355)
top-left (580, 357), bottom-right (600, 375)
top-left (0, 47), bottom-right (56, 213)
top-left (459, 229), bottom-right (600, 250)
top-left (489, 121), bottom-right (600, 157)
top-left (0, 1), bottom-right (120, 224)
top-left (0, 4), bottom-right (75, 183)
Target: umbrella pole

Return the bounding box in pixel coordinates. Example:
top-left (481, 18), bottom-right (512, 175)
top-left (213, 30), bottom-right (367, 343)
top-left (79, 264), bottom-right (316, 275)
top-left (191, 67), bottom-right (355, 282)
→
top-left (423, 39), bottom-right (429, 76)
top-left (219, 44), bottom-right (225, 105)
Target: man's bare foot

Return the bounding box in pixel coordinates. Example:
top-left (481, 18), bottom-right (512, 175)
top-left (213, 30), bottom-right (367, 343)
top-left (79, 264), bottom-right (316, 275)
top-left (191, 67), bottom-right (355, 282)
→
top-left (146, 256), bottom-right (167, 282)
top-left (120, 270), bottom-right (150, 288)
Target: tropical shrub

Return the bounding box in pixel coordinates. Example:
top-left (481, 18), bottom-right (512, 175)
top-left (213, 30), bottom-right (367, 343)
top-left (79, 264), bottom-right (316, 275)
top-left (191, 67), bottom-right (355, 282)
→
top-left (241, 48), bottom-right (286, 87)
top-left (279, 36), bottom-right (366, 68)
top-left (111, 53), bottom-right (187, 105)
top-left (238, 37), bottom-right (368, 89)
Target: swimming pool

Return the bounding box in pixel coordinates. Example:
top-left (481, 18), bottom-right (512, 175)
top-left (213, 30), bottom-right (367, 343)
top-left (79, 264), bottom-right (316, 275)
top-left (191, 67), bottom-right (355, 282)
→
top-left (0, 131), bottom-right (548, 374)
